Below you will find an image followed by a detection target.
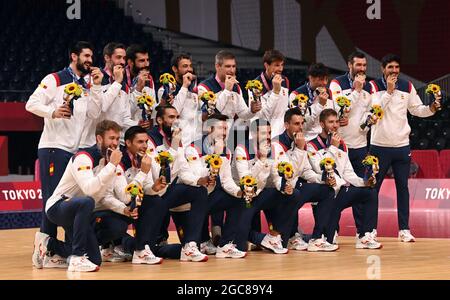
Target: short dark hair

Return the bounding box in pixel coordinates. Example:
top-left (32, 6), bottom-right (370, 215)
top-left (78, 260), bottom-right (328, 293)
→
top-left (95, 120), bottom-right (122, 137)
top-left (207, 113), bottom-right (229, 122)
top-left (263, 49), bottom-right (285, 65)
top-left (124, 126), bottom-right (147, 142)
top-left (126, 44), bottom-right (148, 62)
top-left (381, 53), bottom-right (401, 68)
top-left (319, 108), bottom-right (338, 123)
top-left (103, 42), bottom-right (126, 57)
top-left (250, 118), bottom-right (271, 135)
top-left (155, 105), bottom-right (177, 121)
top-left (171, 53), bottom-right (192, 68)
top-left (68, 41), bottom-right (94, 61)
top-left (347, 50), bottom-right (366, 64)
top-left (215, 50), bottom-right (236, 65)
top-left (308, 63), bottom-right (329, 78)
top-left (284, 107), bottom-right (303, 123)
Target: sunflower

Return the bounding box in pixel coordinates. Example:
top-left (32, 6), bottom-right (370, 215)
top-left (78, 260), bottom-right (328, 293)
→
top-left (144, 95), bottom-right (155, 107)
top-left (245, 80), bottom-right (263, 92)
top-left (362, 155), bottom-right (379, 166)
top-left (137, 95), bottom-right (146, 105)
top-left (205, 154), bottom-right (222, 170)
top-left (277, 161), bottom-right (294, 177)
top-left (336, 96), bottom-right (351, 108)
top-left (200, 91), bottom-right (217, 103)
top-left (295, 93), bottom-right (309, 104)
top-left (320, 157), bottom-right (335, 167)
top-left (159, 73), bottom-right (176, 85)
top-left (64, 83), bottom-right (77, 94)
top-left (125, 183), bottom-right (141, 197)
top-left (371, 105), bottom-right (384, 120)
top-left (239, 175), bottom-right (257, 187)
top-left (155, 151), bottom-right (174, 165)
top-left (426, 84), bottom-right (441, 95)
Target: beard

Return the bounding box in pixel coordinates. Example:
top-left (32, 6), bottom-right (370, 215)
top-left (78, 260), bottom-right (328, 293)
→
top-left (76, 59), bottom-right (91, 75)
top-left (132, 64), bottom-right (150, 77)
top-left (162, 124), bottom-right (173, 139)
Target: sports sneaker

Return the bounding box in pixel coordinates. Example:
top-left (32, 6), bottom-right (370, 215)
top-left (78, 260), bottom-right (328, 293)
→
top-left (43, 254), bottom-right (68, 269)
top-left (356, 233), bottom-right (382, 249)
top-left (68, 255), bottom-right (99, 272)
top-left (247, 242), bottom-right (263, 251)
top-left (261, 234), bottom-right (288, 254)
top-left (398, 230), bottom-right (415, 242)
top-left (288, 232), bottom-right (308, 251)
top-left (101, 245), bottom-right (126, 262)
top-left (215, 242), bottom-right (247, 259)
top-left (132, 245), bottom-right (163, 265)
top-left (200, 239), bottom-right (217, 255)
top-left (114, 245), bottom-right (133, 261)
top-left (333, 231), bottom-right (339, 245)
top-left (307, 238), bottom-right (339, 252)
top-left (180, 242), bottom-right (208, 262)
top-left (32, 231), bottom-right (50, 269)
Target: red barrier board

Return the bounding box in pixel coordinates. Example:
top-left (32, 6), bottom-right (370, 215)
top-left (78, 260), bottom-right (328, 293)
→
top-left (0, 181), bottom-right (42, 211)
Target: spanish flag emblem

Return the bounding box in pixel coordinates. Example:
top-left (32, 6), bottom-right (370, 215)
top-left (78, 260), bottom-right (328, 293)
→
top-left (49, 163), bottom-right (54, 176)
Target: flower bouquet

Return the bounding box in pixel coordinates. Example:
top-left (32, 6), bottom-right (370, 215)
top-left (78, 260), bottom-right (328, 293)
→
top-left (245, 79), bottom-right (263, 102)
top-left (200, 91), bottom-right (217, 116)
top-left (159, 73), bottom-right (177, 102)
top-left (136, 93), bottom-right (156, 122)
top-left (155, 150), bottom-right (174, 183)
top-left (239, 175), bottom-right (258, 208)
top-left (336, 96), bottom-right (351, 119)
top-left (125, 182), bottom-right (144, 210)
top-left (277, 161), bottom-right (294, 193)
top-left (426, 83), bottom-right (442, 111)
top-left (291, 93), bottom-right (309, 116)
top-left (204, 154), bottom-right (222, 177)
top-left (63, 82), bottom-right (83, 114)
top-left (360, 104), bottom-right (384, 130)
top-left (320, 157), bottom-right (336, 185)
top-left (362, 155), bottom-right (379, 186)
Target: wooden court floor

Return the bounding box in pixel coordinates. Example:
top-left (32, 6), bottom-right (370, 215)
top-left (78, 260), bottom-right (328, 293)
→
top-left (1, 228), bottom-right (449, 280)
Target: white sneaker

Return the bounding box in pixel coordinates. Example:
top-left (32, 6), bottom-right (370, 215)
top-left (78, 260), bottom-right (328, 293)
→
top-left (43, 254), bottom-right (68, 269)
top-left (200, 240), bottom-right (217, 255)
top-left (180, 242), bottom-right (208, 262)
top-left (68, 255), bottom-right (99, 272)
top-left (114, 245), bottom-right (133, 261)
top-left (307, 238), bottom-right (339, 252)
top-left (288, 232), bottom-right (308, 251)
top-left (398, 230), bottom-right (415, 242)
top-left (356, 233), bottom-right (383, 249)
top-left (261, 234), bottom-right (288, 254)
top-left (333, 231), bottom-right (339, 245)
top-left (132, 245), bottom-right (163, 265)
top-left (101, 246), bottom-right (126, 262)
top-left (32, 231), bottom-right (50, 269)
top-left (215, 242), bottom-right (247, 259)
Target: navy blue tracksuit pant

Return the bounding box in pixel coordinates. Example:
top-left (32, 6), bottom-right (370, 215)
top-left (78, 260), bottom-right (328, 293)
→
top-left (93, 210), bottom-right (181, 259)
top-left (348, 146), bottom-right (368, 234)
top-left (163, 184), bottom-right (209, 245)
top-left (46, 197), bottom-right (101, 266)
top-left (38, 148), bottom-right (73, 237)
top-left (369, 145), bottom-right (411, 230)
top-left (199, 187), bottom-right (244, 247)
top-left (325, 186), bottom-right (378, 244)
top-left (235, 188), bottom-right (298, 252)
top-left (289, 183), bottom-right (335, 241)
top-left (263, 183), bottom-right (335, 248)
